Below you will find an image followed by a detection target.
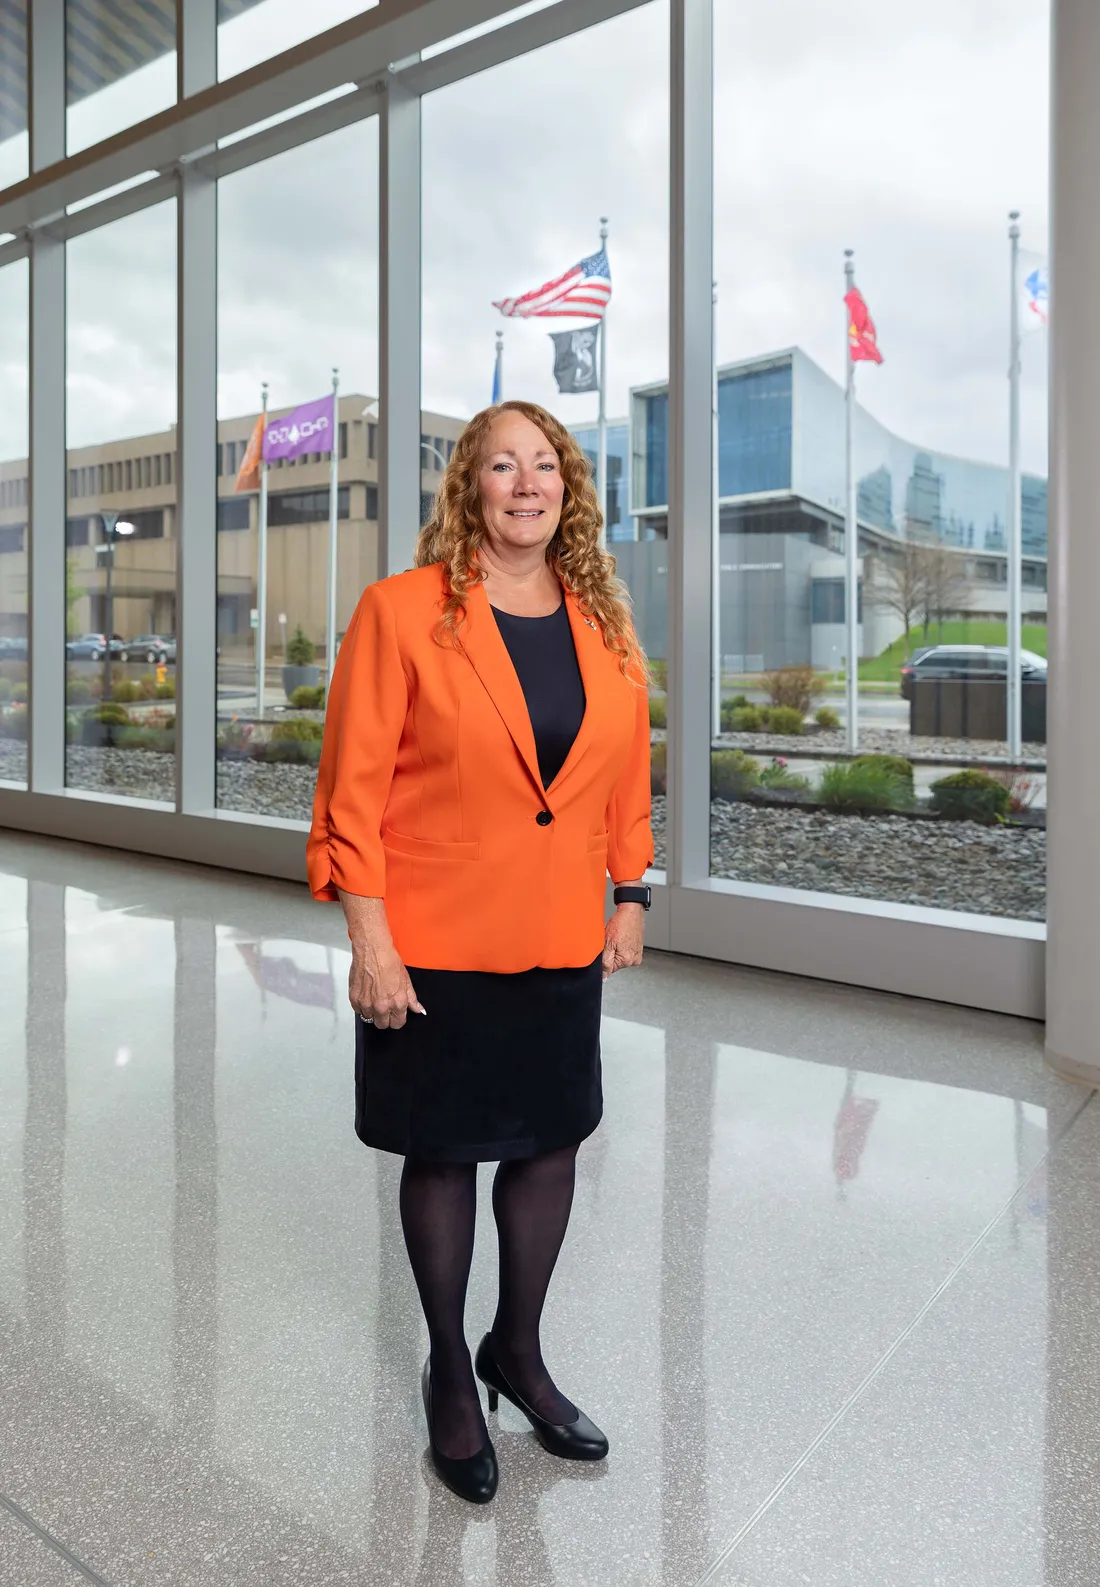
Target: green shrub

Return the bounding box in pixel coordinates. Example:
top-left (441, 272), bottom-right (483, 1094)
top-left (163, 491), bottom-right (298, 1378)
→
top-left (729, 693), bottom-right (750, 710)
top-left (851, 753), bottom-right (915, 794)
top-left (929, 769), bottom-right (1011, 825)
top-left (759, 758), bottom-right (812, 792)
top-left (761, 705), bottom-right (804, 735)
top-left (650, 740), bottom-right (667, 796)
top-left (730, 706), bottom-right (762, 733)
top-left (2, 704), bottom-right (28, 740)
top-left (111, 680), bottom-right (144, 703)
top-left (762, 665), bottom-right (826, 715)
top-left (815, 705), bottom-right (840, 730)
top-left (720, 695), bottom-right (754, 730)
top-left (271, 717), bottom-right (324, 743)
top-left (262, 737), bottom-right (323, 766)
top-left (289, 684), bottom-right (325, 709)
top-left (0, 678), bottom-right (10, 702)
top-left (67, 679), bottom-right (93, 703)
top-left (286, 624), bottom-right (316, 666)
top-left (89, 703), bottom-right (131, 726)
top-left (819, 760), bottom-right (909, 814)
top-left (648, 693), bottom-right (667, 730)
top-left (115, 726), bottom-right (176, 754)
top-left (710, 748), bottom-right (761, 801)
top-left (12, 681), bottom-right (28, 703)
top-left (647, 658), bottom-right (667, 691)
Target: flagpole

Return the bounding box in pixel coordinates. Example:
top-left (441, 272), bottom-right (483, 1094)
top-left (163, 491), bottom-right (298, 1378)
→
top-left (597, 215), bottom-right (609, 543)
top-left (326, 368), bottom-right (340, 691)
top-left (494, 331), bottom-right (504, 404)
top-left (1007, 211), bottom-right (1023, 762)
top-left (256, 381), bottom-right (269, 721)
top-left (711, 279), bottom-right (722, 739)
top-left (844, 250), bottom-right (859, 755)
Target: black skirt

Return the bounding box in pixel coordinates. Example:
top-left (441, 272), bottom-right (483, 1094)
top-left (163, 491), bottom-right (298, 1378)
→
top-left (354, 954), bottom-right (604, 1162)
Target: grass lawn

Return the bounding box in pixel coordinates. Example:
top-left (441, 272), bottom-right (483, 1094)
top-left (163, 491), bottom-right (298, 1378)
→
top-left (858, 622), bottom-right (1048, 683)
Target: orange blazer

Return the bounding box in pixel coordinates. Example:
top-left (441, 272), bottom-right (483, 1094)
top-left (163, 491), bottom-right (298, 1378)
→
top-left (307, 562), bottom-right (654, 972)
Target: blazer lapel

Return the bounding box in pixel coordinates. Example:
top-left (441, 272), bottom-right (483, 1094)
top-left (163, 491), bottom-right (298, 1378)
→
top-left (457, 578), bottom-right (608, 800)
top-left (545, 586), bottom-right (603, 795)
top-left (459, 578), bottom-right (545, 795)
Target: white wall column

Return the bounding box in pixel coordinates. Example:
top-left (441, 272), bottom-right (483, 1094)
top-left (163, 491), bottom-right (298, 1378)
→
top-left (176, 0), bottom-right (218, 813)
top-left (378, 72), bottom-right (422, 579)
top-left (666, 0), bottom-right (714, 887)
top-left (27, 0), bottom-right (66, 793)
top-left (1045, 0), bottom-right (1100, 1081)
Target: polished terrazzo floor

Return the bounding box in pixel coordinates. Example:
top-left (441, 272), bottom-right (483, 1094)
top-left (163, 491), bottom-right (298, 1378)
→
top-left (0, 831), bottom-right (1097, 1586)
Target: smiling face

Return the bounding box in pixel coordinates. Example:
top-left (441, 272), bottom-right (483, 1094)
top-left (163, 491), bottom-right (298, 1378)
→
top-left (478, 411), bottom-right (566, 557)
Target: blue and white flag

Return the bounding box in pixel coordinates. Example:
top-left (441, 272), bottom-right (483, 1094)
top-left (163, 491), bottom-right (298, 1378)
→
top-left (1020, 251), bottom-right (1049, 333)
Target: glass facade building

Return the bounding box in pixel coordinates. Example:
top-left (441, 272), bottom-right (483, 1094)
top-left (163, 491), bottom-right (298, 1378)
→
top-left (633, 348), bottom-right (1048, 559)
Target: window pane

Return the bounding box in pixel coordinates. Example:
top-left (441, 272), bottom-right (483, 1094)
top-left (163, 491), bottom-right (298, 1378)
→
top-left (216, 119), bottom-right (379, 819)
top-left (0, 0), bottom-right (28, 190)
top-left (217, 0), bottom-right (378, 81)
top-left (422, 0), bottom-right (668, 871)
top-left (65, 202), bottom-right (177, 802)
top-left (709, 0), bottom-right (1049, 923)
top-left (66, 0), bottom-right (177, 156)
top-left (0, 259), bottom-right (28, 786)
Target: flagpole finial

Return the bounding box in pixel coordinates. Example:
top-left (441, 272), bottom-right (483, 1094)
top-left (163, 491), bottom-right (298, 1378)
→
top-left (599, 215), bottom-right (609, 242)
top-left (1009, 210), bottom-right (1021, 239)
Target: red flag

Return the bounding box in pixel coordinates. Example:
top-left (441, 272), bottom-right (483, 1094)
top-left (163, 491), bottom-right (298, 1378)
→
top-left (845, 286), bottom-right (884, 364)
top-left (234, 415), bottom-right (265, 494)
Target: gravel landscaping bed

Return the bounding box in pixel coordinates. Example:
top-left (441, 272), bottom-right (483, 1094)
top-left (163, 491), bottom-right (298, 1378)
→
top-left (650, 794), bottom-right (1045, 921)
top-left (714, 726), bottom-right (1046, 768)
top-left (217, 759), bottom-right (317, 821)
top-left (64, 746), bottom-right (175, 802)
top-left (0, 740), bottom-right (27, 783)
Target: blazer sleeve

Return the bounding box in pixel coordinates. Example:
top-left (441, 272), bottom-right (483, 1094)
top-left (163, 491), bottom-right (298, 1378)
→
top-left (306, 582), bottom-right (409, 902)
top-left (606, 661), bottom-right (655, 884)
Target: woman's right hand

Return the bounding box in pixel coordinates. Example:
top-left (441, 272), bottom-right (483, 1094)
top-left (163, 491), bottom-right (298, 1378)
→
top-left (349, 940), bottom-right (426, 1029)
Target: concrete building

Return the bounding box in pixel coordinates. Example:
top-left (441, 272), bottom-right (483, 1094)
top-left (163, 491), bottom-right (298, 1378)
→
top-left (0, 397), bottom-right (466, 659)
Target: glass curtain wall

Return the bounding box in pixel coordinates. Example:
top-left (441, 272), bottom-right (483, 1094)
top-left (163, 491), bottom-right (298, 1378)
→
top-left (0, 0), bottom-right (28, 191)
top-left (65, 202), bottom-right (178, 801)
top-left (421, 0), bottom-right (670, 860)
top-left (0, 259), bottom-right (28, 787)
top-left (217, 0), bottom-right (378, 79)
top-left (216, 119), bottom-right (379, 819)
top-left (66, 0), bottom-right (178, 155)
top-left (703, 0), bottom-right (1050, 922)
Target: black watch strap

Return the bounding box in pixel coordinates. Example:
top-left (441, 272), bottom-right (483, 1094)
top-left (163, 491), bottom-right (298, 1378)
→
top-left (613, 884), bottom-right (651, 910)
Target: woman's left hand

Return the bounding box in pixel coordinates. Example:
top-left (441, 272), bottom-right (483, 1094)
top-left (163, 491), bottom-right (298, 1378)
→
top-left (602, 904), bottom-right (645, 981)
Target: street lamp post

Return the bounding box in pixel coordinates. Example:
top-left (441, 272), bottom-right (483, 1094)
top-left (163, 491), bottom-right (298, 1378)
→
top-left (97, 512), bottom-right (135, 706)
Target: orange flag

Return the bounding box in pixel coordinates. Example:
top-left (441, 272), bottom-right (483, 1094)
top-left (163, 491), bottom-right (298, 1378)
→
top-left (844, 287), bottom-right (884, 364)
top-left (234, 415), bottom-right (265, 493)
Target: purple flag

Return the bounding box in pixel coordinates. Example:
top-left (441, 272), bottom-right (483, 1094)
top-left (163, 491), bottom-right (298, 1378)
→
top-left (263, 395), bottom-right (335, 463)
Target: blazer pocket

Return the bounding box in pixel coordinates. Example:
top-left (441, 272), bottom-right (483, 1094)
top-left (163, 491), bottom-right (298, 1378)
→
top-left (382, 827), bottom-right (480, 862)
top-left (586, 831), bottom-right (609, 853)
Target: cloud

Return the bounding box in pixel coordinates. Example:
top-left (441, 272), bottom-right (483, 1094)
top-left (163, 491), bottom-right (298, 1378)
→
top-left (1, 0), bottom-right (1051, 477)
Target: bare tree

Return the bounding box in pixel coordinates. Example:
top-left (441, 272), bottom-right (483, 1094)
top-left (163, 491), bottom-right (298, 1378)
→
top-left (867, 542), bottom-right (928, 652)
top-left (916, 541), bottom-right (970, 642)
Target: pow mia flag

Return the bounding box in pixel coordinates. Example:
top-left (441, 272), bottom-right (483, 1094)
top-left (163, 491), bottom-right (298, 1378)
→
top-left (549, 325), bottom-right (600, 394)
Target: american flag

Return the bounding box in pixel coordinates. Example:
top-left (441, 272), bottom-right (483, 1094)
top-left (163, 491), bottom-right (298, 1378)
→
top-left (494, 247), bottom-right (611, 321)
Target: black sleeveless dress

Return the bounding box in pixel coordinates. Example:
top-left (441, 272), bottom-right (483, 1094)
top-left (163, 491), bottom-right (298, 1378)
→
top-left (353, 598), bottom-right (605, 1162)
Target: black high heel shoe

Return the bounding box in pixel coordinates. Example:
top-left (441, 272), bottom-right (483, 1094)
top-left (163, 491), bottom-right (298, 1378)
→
top-left (421, 1360), bottom-right (499, 1504)
top-left (474, 1335), bottom-right (609, 1462)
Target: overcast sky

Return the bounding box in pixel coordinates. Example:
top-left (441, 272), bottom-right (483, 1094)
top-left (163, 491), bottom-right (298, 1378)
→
top-left (0, 0), bottom-right (1049, 473)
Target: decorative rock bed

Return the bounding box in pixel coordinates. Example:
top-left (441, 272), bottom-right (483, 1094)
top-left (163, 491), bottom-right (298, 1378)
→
top-left (712, 726), bottom-right (1046, 768)
top-left (650, 794), bottom-right (1045, 921)
top-left (0, 740), bottom-right (27, 784)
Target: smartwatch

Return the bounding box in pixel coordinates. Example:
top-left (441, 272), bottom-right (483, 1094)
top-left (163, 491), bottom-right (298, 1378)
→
top-left (613, 884), bottom-right (652, 910)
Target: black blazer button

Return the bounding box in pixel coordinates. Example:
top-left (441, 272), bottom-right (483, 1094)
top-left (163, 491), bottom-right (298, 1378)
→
top-left (536, 810), bottom-right (553, 826)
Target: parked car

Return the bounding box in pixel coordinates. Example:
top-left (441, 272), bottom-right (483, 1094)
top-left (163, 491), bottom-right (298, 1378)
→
top-left (66, 632), bottom-right (125, 661)
top-left (126, 634), bottom-right (176, 664)
top-left (900, 644), bottom-right (1047, 700)
top-left (0, 635), bottom-right (28, 661)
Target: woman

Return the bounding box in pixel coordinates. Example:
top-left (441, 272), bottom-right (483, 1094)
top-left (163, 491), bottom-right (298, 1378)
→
top-left (307, 400), bottom-right (654, 1505)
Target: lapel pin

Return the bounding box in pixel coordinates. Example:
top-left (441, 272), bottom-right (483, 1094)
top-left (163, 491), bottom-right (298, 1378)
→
top-left (583, 617), bottom-right (598, 630)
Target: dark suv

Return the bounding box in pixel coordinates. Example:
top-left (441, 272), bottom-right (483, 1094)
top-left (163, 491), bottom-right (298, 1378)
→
top-left (900, 644), bottom-right (1047, 700)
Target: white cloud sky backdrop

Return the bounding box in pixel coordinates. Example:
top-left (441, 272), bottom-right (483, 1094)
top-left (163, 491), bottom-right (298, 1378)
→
top-left (0, 0), bottom-right (1050, 474)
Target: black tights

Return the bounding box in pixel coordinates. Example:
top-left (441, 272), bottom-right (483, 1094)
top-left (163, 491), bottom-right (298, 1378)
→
top-left (399, 1145), bottom-right (579, 1459)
